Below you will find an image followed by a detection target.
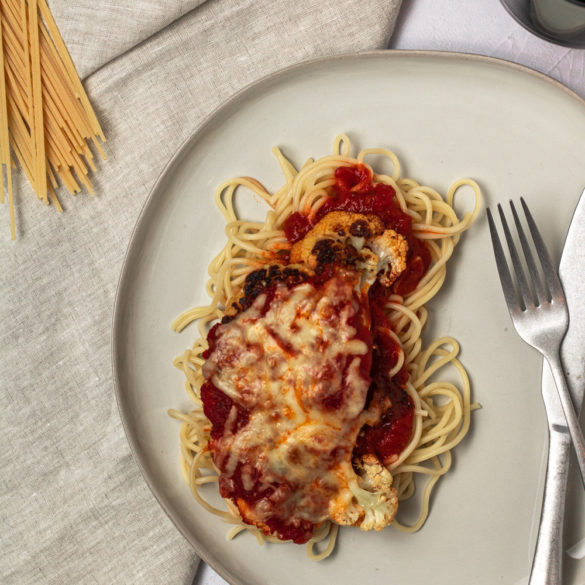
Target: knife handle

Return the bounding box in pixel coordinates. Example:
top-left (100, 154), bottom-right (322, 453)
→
top-left (547, 354), bottom-right (585, 487)
top-left (528, 431), bottom-right (571, 585)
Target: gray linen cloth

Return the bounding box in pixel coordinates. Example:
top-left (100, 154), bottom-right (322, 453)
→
top-left (0, 1), bottom-right (402, 584)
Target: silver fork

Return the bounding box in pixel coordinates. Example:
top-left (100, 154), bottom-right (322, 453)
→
top-left (486, 199), bottom-right (585, 486)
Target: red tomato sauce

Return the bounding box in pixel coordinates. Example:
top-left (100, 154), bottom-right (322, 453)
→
top-left (218, 464), bottom-right (314, 544)
top-left (200, 382), bottom-right (250, 441)
top-left (353, 288), bottom-right (414, 464)
top-left (353, 383), bottom-right (414, 464)
top-left (201, 325), bottom-right (251, 440)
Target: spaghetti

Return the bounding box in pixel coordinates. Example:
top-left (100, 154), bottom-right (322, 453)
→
top-left (169, 135), bottom-right (481, 560)
top-left (0, 0), bottom-right (106, 239)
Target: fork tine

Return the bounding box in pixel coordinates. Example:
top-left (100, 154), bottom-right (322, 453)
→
top-left (510, 200), bottom-right (548, 305)
top-left (487, 207), bottom-right (521, 311)
top-left (520, 198), bottom-right (565, 302)
top-left (498, 202), bottom-right (534, 310)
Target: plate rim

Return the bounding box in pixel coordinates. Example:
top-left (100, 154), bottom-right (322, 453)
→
top-left (110, 49), bottom-right (585, 585)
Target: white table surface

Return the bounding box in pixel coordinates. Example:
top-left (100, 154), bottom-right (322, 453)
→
top-left (193, 1), bottom-right (585, 583)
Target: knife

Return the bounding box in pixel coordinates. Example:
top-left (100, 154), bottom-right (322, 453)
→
top-left (528, 187), bottom-right (585, 585)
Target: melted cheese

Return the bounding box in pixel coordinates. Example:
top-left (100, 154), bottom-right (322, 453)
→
top-left (203, 276), bottom-right (373, 525)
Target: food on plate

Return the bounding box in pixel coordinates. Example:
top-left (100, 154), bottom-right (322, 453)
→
top-left (169, 135), bottom-right (481, 560)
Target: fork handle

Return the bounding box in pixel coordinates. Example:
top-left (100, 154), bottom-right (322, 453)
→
top-left (528, 431), bottom-right (571, 585)
top-left (546, 354), bottom-right (585, 488)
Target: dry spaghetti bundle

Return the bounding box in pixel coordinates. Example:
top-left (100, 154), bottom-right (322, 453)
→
top-left (0, 0), bottom-right (106, 239)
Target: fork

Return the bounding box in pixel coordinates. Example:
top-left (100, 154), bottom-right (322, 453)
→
top-left (486, 199), bottom-right (585, 486)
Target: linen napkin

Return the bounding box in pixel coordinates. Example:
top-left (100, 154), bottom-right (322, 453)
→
top-left (0, 1), bottom-right (402, 584)
top-left (41, 0), bottom-right (209, 78)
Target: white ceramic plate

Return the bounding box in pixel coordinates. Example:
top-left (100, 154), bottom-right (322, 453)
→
top-left (112, 51), bottom-right (585, 585)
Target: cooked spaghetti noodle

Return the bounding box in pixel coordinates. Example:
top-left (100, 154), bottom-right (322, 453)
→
top-left (169, 135), bottom-right (481, 560)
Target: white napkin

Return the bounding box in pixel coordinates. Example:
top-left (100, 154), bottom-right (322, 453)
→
top-left (0, 1), bottom-right (402, 584)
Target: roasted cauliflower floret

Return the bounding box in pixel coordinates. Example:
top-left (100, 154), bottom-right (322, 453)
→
top-left (290, 210), bottom-right (408, 287)
top-left (290, 211), bottom-right (385, 266)
top-left (328, 454), bottom-right (398, 532)
top-left (368, 230), bottom-right (408, 286)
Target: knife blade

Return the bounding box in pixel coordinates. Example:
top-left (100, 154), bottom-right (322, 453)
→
top-left (529, 187), bottom-right (585, 585)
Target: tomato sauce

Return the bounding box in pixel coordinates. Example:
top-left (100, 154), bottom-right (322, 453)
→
top-left (218, 464), bottom-right (314, 544)
top-left (352, 286), bottom-right (414, 463)
top-left (201, 325), bottom-right (251, 440)
top-left (200, 383), bottom-right (250, 441)
top-left (354, 382), bottom-right (414, 464)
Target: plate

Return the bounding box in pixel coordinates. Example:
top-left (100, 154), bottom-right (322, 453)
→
top-left (112, 51), bottom-right (585, 585)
